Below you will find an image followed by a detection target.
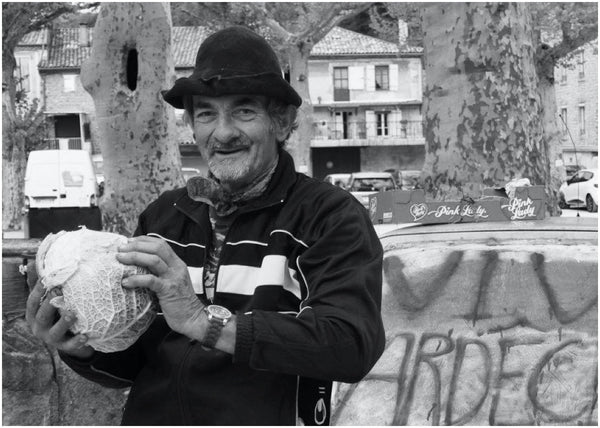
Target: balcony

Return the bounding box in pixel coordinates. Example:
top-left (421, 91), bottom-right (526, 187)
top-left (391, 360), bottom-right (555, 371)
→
top-left (42, 138), bottom-right (92, 152)
top-left (311, 119), bottom-right (425, 147)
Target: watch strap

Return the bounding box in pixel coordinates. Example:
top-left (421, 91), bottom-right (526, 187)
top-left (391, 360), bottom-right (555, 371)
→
top-left (201, 305), bottom-right (231, 349)
top-left (202, 317), bottom-right (224, 348)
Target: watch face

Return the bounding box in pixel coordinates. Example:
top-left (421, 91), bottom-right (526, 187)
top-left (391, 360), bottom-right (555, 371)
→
top-left (207, 305), bottom-right (232, 320)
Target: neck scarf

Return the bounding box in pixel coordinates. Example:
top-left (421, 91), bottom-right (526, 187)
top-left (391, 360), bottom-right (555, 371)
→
top-left (186, 154), bottom-right (279, 216)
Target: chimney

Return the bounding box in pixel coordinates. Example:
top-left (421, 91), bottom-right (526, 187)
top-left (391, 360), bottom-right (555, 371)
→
top-left (398, 19), bottom-right (408, 50)
top-left (79, 24), bottom-right (89, 47)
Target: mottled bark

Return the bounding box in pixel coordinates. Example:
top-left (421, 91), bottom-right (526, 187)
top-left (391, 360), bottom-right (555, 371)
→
top-left (420, 3), bottom-right (554, 214)
top-left (286, 41), bottom-right (313, 174)
top-left (2, 51), bottom-right (26, 230)
top-left (81, 3), bottom-right (183, 235)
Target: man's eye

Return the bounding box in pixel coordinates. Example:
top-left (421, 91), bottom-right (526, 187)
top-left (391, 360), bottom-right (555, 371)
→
top-left (232, 108), bottom-right (257, 121)
top-left (195, 111), bottom-right (216, 123)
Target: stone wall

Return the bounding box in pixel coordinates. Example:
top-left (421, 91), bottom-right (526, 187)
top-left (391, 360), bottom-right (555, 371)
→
top-left (331, 221), bottom-right (598, 425)
top-left (2, 240), bottom-right (126, 425)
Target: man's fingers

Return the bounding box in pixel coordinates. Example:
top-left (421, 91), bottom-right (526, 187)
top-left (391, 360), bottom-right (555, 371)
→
top-left (121, 273), bottom-right (161, 293)
top-left (59, 334), bottom-right (93, 357)
top-left (25, 279), bottom-right (45, 325)
top-left (47, 311), bottom-right (77, 344)
top-left (35, 289), bottom-right (60, 328)
top-left (116, 252), bottom-right (169, 276)
top-left (119, 236), bottom-right (177, 264)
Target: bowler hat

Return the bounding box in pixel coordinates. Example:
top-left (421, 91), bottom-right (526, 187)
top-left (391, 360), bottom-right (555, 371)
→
top-left (162, 26), bottom-right (302, 109)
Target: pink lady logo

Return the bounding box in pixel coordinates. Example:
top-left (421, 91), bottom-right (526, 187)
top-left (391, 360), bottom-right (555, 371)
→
top-left (410, 203), bottom-right (428, 221)
top-left (314, 398), bottom-right (327, 425)
top-left (501, 197), bottom-right (536, 220)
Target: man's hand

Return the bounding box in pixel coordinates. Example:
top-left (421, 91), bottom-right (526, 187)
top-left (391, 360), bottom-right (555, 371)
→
top-left (25, 280), bottom-right (94, 359)
top-left (116, 235), bottom-right (205, 338)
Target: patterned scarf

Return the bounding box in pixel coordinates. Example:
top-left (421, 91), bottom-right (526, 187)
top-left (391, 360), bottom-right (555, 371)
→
top-left (187, 156), bottom-right (279, 216)
top-left (186, 155), bottom-right (279, 300)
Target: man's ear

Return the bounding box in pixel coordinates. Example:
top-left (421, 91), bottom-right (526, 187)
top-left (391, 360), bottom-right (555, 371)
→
top-left (273, 106), bottom-right (296, 142)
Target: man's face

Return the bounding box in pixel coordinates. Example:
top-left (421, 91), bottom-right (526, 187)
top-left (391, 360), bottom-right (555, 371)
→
top-left (189, 94), bottom-right (279, 192)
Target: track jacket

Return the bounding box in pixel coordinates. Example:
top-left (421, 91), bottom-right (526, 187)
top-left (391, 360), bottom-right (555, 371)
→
top-left (60, 150), bottom-right (385, 425)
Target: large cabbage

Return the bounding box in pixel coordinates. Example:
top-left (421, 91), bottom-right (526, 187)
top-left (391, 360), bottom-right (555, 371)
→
top-left (36, 227), bottom-right (158, 352)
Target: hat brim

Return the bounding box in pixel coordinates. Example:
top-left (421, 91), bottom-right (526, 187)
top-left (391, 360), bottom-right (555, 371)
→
top-left (162, 73), bottom-right (302, 109)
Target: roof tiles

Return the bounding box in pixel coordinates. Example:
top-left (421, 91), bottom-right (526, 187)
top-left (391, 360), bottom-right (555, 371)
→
top-left (35, 25), bottom-right (420, 70)
top-left (311, 27), bottom-right (399, 56)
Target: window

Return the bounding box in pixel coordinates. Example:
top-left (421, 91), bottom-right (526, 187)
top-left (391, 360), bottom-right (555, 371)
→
top-left (560, 67), bottom-right (567, 84)
top-left (333, 67), bottom-right (349, 101)
top-left (333, 67), bottom-right (348, 89)
top-left (578, 105), bottom-right (585, 135)
top-left (63, 74), bottom-right (77, 92)
top-left (375, 65), bottom-right (389, 90)
top-left (578, 51), bottom-right (585, 79)
top-left (560, 108), bottom-right (568, 132)
top-left (376, 112), bottom-right (389, 136)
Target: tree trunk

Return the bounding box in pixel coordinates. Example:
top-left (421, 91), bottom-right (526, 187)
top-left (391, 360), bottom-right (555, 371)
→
top-left (420, 3), bottom-right (554, 213)
top-left (286, 41), bottom-right (314, 176)
top-left (81, 3), bottom-right (183, 235)
top-left (2, 50), bottom-right (26, 231)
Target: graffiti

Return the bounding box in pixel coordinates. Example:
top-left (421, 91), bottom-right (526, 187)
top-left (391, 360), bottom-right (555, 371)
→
top-left (377, 332), bottom-right (597, 425)
top-left (332, 244), bottom-right (598, 425)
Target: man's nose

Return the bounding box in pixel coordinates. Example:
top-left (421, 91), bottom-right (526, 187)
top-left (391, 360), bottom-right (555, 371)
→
top-left (212, 114), bottom-right (239, 143)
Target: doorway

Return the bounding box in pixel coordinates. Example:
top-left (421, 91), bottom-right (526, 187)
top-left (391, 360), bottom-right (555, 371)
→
top-left (334, 111), bottom-right (354, 139)
top-left (312, 147), bottom-right (360, 180)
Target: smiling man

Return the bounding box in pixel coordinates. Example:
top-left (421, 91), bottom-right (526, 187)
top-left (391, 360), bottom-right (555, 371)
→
top-left (27, 26), bottom-right (385, 426)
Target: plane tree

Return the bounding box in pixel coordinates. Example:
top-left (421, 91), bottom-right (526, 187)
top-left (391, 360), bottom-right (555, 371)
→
top-left (372, 2), bottom-right (597, 215)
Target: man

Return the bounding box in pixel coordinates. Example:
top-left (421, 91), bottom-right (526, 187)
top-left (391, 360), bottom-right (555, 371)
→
top-left (26, 26), bottom-right (385, 425)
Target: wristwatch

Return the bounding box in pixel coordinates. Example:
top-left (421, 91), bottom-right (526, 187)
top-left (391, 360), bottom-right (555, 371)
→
top-left (201, 304), bottom-right (232, 349)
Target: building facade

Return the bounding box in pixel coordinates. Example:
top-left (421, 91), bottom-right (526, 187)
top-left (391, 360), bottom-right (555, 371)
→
top-left (308, 26), bottom-right (424, 179)
top-left (554, 39), bottom-right (598, 170)
top-left (18, 25), bottom-right (424, 179)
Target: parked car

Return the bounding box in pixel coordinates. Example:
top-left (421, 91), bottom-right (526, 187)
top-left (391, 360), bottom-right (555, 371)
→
top-left (323, 173), bottom-right (351, 189)
top-left (559, 168), bottom-right (598, 212)
top-left (399, 170), bottom-right (421, 190)
top-left (383, 169), bottom-right (421, 190)
top-left (348, 171), bottom-right (398, 207)
top-left (565, 164), bottom-right (584, 180)
top-left (24, 150), bottom-right (99, 209)
top-left (182, 167), bottom-right (201, 181)
top-left (23, 149), bottom-right (102, 238)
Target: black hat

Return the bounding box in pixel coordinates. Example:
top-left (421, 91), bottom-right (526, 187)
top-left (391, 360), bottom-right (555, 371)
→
top-left (162, 26), bottom-right (302, 109)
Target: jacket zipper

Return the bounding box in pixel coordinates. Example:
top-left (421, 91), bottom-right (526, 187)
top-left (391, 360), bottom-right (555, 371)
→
top-left (211, 198), bottom-right (285, 304)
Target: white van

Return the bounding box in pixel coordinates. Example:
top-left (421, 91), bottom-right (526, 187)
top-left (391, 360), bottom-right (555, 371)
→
top-left (24, 150), bottom-right (99, 209)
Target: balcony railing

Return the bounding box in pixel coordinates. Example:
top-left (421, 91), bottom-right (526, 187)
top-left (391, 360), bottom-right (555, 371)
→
top-left (42, 138), bottom-right (85, 150)
top-left (313, 119), bottom-right (423, 141)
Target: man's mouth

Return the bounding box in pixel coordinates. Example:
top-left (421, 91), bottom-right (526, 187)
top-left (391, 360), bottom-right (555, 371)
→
top-left (213, 146), bottom-right (248, 155)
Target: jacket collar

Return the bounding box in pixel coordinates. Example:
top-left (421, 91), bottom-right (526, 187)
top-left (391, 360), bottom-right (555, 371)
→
top-left (174, 149), bottom-right (298, 223)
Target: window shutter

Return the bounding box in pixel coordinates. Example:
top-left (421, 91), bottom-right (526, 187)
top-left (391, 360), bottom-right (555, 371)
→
top-left (365, 110), bottom-right (376, 137)
top-left (348, 66), bottom-right (365, 90)
top-left (366, 65), bottom-right (375, 91)
top-left (389, 110), bottom-right (399, 136)
top-left (389, 64), bottom-right (399, 91)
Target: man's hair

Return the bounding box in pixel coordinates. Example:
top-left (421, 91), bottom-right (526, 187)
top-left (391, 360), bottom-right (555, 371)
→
top-left (182, 95), bottom-right (298, 148)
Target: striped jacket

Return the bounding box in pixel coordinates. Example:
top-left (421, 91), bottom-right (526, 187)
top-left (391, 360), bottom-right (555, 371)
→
top-left (61, 150), bottom-right (385, 425)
